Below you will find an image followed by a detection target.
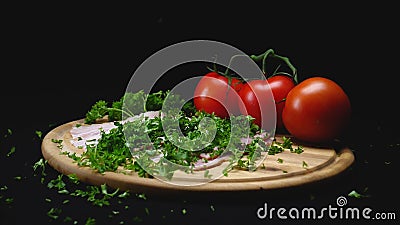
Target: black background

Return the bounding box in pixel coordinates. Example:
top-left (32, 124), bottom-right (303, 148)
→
top-left (1, 4), bottom-right (399, 225)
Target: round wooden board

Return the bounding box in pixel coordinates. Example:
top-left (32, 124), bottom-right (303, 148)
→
top-left (41, 119), bottom-right (355, 193)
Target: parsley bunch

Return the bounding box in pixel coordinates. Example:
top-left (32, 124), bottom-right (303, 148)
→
top-left (71, 90), bottom-right (301, 179)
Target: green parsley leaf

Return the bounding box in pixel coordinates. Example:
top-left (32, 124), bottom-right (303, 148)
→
top-left (63, 216), bottom-right (73, 222)
top-left (271, 136), bottom-right (304, 155)
top-left (100, 184), bottom-right (119, 197)
top-left (35, 130), bottom-right (43, 139)
top-left (348, 190), bottom-right (366, 198)
top-left (47, 174), bottom-right (66, 190)
top-left (85, 100), bottom-right (109, 124)
top-left (33, 158), bottom-right (47, 177)
top-left (5, 197), bottom-right (13, 204)
top-left (51, 138), bottom-right (63, 149)
top-left (67, 173), bottom-right (80, 185)
top-left (136, 193), bottom-right (146, 200)
top-left (6, 146), bottom-right (16, 157)
top-left (145, 90), bottom-right (168, 111)
top-left (85, 217), bottom-right (96, 225)
top-left (4, 128), bottom-right (12, 138)
top-left (47, 207), bottom-right (62, 220)
top-left (117, 191), bottom-right (130, 199)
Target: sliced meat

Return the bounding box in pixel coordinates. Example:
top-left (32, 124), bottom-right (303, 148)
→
top-left (70, 111), bottom-right (160, 149)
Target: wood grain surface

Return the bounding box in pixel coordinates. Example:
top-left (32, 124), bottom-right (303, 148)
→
top-left (41, 119), bottom-right (354, 193)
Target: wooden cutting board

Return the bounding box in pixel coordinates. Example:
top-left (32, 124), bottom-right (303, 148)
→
top-left (41, 119), bottom-right (354, 192)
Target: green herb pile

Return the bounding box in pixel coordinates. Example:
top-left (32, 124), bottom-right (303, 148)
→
top-left (65, 90), bottom-right (302, 179)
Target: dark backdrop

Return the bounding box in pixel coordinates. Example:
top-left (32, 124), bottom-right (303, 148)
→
top-left (1, 4), bottom-right (399, 225)
top-left (5, 6), bottom-right (399, 132)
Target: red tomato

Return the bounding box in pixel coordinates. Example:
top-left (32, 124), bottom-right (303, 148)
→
top-left (282, 77), bottom-right (351, 144)
top-left (238, 79), bottom-right (276, 130)
top-left (267, 74), bottom-right (296, 131)
top-left (193, 72), bottom-right (243, 118)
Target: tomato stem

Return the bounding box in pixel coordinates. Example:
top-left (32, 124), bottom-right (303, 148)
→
top-left (250, 49), bottom-right (274, 75)
top-left (223, 54), bottom-right (249, 76)
top-left (273, 54), bottom-right (298, 84)
top-left (262, 49), bottom-right (275, 74)
top-left (250, 49), bottom-right (298, 84)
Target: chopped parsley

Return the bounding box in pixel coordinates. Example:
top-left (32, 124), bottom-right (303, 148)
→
top-left (47, 174), bottom-right (66, 190)
top-left (5, 197), bottom-right (13, 204)
top-left (51, 139), bottom-right (63, 149)
top-left (85, 217), bottom-right (96, 225)
top-left (348, 189), bottom-right (368, 198)
top-left (65, 90), bottom-right (303, 179)
top-left (4, 128), bottom-right (12, 138)
top-left (84, 90), bottom-right (170, 124)
top-left (270, 136), bottom-right (304, 155)
top-left (6, 146), bottom-right (16, 157)
top-left (47, 207), bottom-right (62, 220)
top-left (35, 130), bottom-right (43, 139)
top-left (136, 193), bottom-right (146, 200)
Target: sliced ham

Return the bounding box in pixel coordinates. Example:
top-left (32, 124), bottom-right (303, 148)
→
top-left (193, 153), bottom-right (232, 171)
top-left (70, 111), bottom-right (161, 149)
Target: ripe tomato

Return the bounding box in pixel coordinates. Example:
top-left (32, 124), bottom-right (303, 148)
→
top-left (238, 79), bottom-right (276, 130)
top-left (282, 77), bottom-right (351, 144)
top-left (267, 74), bottom-right (296, 131)
top-left (193, 72), bottom-right (243, 118)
